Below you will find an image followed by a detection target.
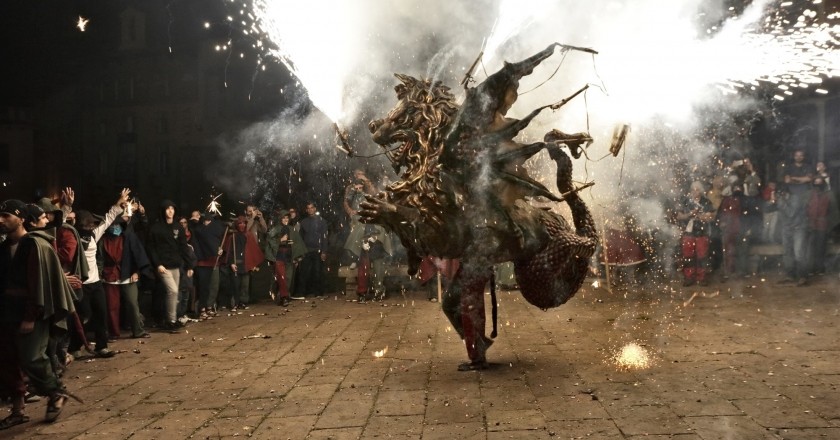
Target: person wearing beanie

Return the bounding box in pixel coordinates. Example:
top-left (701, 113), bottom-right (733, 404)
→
top-left (145, 199), bottom-right (194, 332)
top-left (0, 199), bottom-right (79, 425)
top-left (32, 197), bottom-right (89, 375)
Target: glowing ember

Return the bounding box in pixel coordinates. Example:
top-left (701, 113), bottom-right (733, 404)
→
top-left (591, 280), bottom-right (600, 288)
top-left (613, 343), bottom-right (652, 370)
top-left (372, 346), bottom-right (388, 358)
top-left (76, 16), bottom-right (89, 32)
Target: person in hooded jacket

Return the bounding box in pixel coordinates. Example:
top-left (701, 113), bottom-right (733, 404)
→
top-left (145, 200), bottom-right (194, 332)
top-left (70, 189), bottom-right (131, 357)
top-left (32, 197), bottom-right (88, 376)
top-left (100, 215), bottom-right (153, 339)
top-left (0, 200), bottom-right (80, 426)
top-left (191, 213), bottom-right (227, 316)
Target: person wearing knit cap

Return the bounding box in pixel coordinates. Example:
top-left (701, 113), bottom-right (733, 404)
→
top-left (0, 199), bottom-right (80, 425)
top-left (29, 199), bottom-right (88, 376)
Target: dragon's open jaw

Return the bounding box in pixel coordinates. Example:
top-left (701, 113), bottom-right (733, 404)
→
top-left (377, 132), bottom-right (413, 173)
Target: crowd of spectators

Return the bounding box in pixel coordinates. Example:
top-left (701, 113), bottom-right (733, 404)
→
top-left (1, 154), bottom-right (837, 427)
top-left (598, 149), bottom-right (840, 288)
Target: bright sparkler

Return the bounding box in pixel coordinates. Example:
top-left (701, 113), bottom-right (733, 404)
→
top-left (207, 193), bottom-right (223, 216)
top-left (76, 16), bottom-right (89, 32)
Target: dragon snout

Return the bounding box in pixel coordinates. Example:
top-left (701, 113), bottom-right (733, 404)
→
top-left (369, 119), bottom-right (391, 145)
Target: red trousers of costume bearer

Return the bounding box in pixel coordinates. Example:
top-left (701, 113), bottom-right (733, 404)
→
top-left (681, 235), bottom-right (710, 282)
top-left (356, 255), bottom-right (370, 295)
top-left (274, 261), bottom-right (289, 298)
top-left (103, 283), bottom-right (122, 338)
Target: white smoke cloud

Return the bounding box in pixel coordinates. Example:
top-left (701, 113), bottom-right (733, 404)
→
top-left (219, 0), bottom-right (832, 227)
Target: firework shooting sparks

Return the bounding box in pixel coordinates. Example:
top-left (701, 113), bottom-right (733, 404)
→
top-left (205, 0), bottom-right (837, 206)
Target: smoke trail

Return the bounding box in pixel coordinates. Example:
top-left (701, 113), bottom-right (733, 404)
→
top-left (216, 0), bottom-right (836, 228)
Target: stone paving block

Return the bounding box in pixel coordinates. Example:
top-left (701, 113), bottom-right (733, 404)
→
top-left (362, 414), bottom-right (424, 437)
top-left (773, 427), bottom-right (840, 439)
top-left (306, 427), bottom-right (364, 440)
top-left (190, 415), bottom-right (263, 438)
top-left (421, 422), bottom-right (486, 440)
top-left (487, 429), bottom-right (559, 439)
top-left (271, 398), bottom-right (327, 417)
top-left (775, 384), bottom-right (840, 420)
top-left (660, 390), bottom-right (743, 417)
top-left (425, 397), bottom-right (484, 424)
top-left (127, 409), bottom-right (216, 439)
top-left (284, 383), bottom-right (338, 401)
top-left (606, 404), bottom-right (692, 436)
top-left (703, 370), bottom-right (780, 399)
top-left (341, 362), bottom-right (392, 387)
top-left (70, 417), bottom-right (151, 440)
top-left (249, 414), bottom-right (317, 439)
top-left (316, 399), bottom-right (374, 429)
top-left (480, 385), bottom-right (538, 409)
top-left (297, 365), bottom-right (351, 386)
top-left (87, 390), bottom-right (148, 414)
top-left (732, 396), bottom-right (830, 428)
top-left (427, 378), bottom-right (481, 397)
top-left (535, 394), bottom-right (611, 421)
top-left (237, 377), bottom-right (295, 399)
top-left (545, 418), bottom-right (625, 439)
top-left (525, 374), bottom-right (587, 397)
top-left (333, 385), bottom-right (378, 401)
top-left (485, 408), bottom-right (546, 432)
top-left (381, 369), bottom-right (431, 391)
top-left (587, 381), bottom-right (663, 408)
top-left (684, 415), bottom-right (780, 439)
top-left (373, 389), bottom-right (426, 416)
top-left (216, 397), bottom-right (279, 417)
top-left (34, 409), bottom-right (114, 436)
top-left (178, 388), bottom-right (245, 410)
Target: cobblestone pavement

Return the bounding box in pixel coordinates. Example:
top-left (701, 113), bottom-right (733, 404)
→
top-left (4, 274), bottom-right (840, 439)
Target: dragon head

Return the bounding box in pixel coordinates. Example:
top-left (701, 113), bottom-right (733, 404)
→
top-left (368, 74), bottom-right (459, 174)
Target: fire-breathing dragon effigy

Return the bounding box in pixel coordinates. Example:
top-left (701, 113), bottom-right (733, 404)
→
top-left (359, 43), bottom-right (599, 370)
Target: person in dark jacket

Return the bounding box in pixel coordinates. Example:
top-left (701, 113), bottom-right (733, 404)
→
top-left (190, 213), bottom-right (227, 315)
top-left (293, 202), bottom-right (329, 299)
top-left (0, 200), bottom-right (79, 425)
top-left (145, 200), bottom-right (194, 333)
top-left (100, 216), bottom-right (153, 338)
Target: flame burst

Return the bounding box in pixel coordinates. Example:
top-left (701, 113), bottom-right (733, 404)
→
top-left (613, 343), bottom-right (652, 370)
top-left (372, 346), bottom-right (388, 358)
